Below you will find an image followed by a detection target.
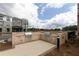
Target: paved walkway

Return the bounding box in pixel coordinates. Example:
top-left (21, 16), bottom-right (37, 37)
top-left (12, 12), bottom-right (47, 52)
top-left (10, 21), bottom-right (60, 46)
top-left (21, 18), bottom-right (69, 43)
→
top-left (0, 40), bottom-right (56, 56)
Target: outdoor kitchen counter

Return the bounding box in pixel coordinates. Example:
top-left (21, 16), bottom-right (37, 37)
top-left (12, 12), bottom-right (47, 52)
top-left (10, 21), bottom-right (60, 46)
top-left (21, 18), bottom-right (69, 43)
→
top-left (0, 40), bottom-right (56, 56)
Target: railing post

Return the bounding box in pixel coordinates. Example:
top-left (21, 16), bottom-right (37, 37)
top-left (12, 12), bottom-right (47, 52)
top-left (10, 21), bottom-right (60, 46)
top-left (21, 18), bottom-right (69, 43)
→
top-left (57, 35), bottom-right (60, 49)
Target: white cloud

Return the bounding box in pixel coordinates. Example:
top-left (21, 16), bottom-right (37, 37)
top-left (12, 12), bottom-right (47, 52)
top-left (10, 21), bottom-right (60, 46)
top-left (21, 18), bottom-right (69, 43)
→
top-left (47, 3), bottom-right (65, 8)
top-left (45, 4), bottom-right (77, 29)
top-left (34, 4), bottom-right (77, 29)
top-left (0, 3), bottom-right (39, 28)
top-left (12, 3), bottom-right (77, 29)
top-left (0, 3), bottom-right (40, 28)
top-left (0, 3), bottom-right (77, 29)
top-left (40, 3), bottom-right (65, 15)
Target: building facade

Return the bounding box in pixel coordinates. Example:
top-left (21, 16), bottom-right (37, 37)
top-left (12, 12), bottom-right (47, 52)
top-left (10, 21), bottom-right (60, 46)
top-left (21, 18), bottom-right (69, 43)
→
top-left (12, 17), bottom-right (22, 32)
top-left (12, 17), bottom-right (28, 32)
top-left (0, 13), bottom-right (28, 32)
top-left (0, 14), bottom-right (12, 32)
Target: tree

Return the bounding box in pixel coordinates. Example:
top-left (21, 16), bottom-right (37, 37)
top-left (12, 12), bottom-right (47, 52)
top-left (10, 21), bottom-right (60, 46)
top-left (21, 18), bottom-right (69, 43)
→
top-left (62, 25), bottom-right (77, 31)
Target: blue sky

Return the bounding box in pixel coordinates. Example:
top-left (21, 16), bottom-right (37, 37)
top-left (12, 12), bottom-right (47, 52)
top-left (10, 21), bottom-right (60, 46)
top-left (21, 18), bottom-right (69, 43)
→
top-left (34, 3), bottom-right (75, 20)
top-left (0, 3), bottom-right (77, 29)
top-left (33, 3), bottom-right (77, 29)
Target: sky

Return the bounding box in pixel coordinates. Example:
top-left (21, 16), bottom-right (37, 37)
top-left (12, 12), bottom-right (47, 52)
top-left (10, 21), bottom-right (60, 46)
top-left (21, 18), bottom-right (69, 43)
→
top-left (0, 3), bottom-right (77, 29)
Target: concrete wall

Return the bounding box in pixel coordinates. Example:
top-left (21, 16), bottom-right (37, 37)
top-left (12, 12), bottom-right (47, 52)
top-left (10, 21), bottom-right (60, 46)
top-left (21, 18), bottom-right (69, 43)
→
top-left (12, 32), bottom-right (25, 45)
top-left (12, 32), bottom-right (41, 45)
top-left (12, 31), bottom-right (67, 46)
top-left (40, 31), bottom-right (67, 45)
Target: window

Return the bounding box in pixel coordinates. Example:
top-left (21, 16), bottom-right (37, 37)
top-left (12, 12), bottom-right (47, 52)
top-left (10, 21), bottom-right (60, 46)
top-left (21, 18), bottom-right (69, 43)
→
top-left (7, 28), bottom-right (10, 32)
top-left (7, 18), bottom-right (10, 21)
top-left (23, 29), bottom-right (25, 32)
top-left (0, 17), bottom-right (3, 20)
top-left (0, 28), bottom-right (2, 32)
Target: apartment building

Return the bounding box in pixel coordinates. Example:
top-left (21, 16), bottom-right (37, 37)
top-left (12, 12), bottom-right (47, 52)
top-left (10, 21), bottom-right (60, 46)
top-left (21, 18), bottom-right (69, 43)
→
top-left (0, 14), bottom-right (12, 32)
top-left (0, 14), bottom-right (12, 50)
top-left (12, 17), bottom-right (28, 32)
top-left (0, 13), bottom-right (28, 32)
top-left (0, 13), bottom-right (28, 50)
